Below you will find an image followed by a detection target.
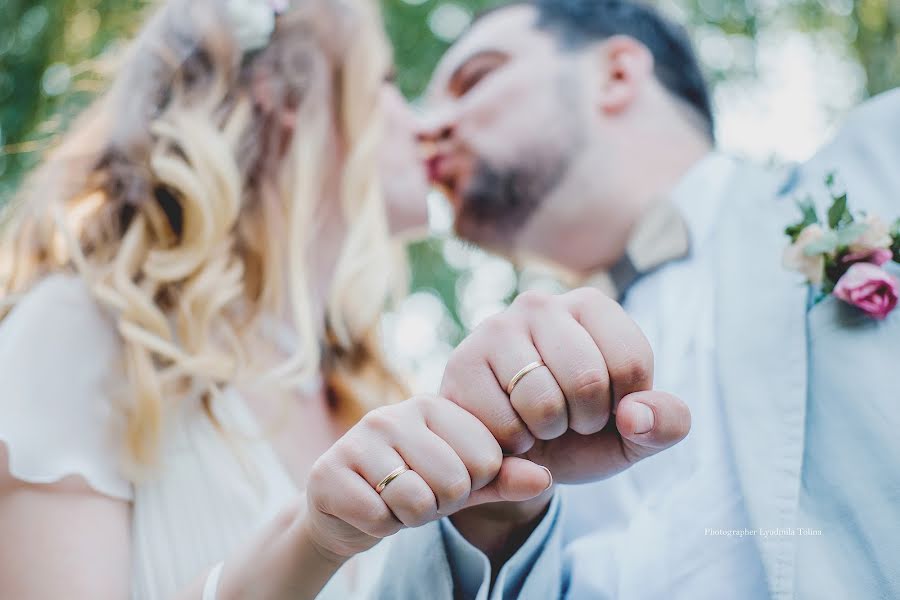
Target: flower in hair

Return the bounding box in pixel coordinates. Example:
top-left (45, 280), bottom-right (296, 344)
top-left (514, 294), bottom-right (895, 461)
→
top-left (783, 172), bottom-right (900, 319)
top-left (226, 0), bottom-right (288, 53)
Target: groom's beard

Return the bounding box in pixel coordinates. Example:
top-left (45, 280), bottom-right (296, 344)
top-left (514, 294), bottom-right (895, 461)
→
top-left (456, 154), bottom-right (568, 246)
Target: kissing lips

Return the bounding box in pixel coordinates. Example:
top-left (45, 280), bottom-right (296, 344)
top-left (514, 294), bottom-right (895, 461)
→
top-left (426, 154), bottom-right (466, 210)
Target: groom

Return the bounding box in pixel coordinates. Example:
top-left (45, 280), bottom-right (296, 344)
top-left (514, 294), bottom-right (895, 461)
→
top-left (381, 0), bottom-right (900, 598)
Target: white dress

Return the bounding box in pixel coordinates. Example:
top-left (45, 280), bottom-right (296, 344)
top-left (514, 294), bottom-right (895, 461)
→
top-left (0, 274), bottom-right (392, 599)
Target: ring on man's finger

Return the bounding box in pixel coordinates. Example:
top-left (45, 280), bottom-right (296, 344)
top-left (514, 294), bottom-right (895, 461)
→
top-left (375, 465), bottom-right (410, 494)
top-left (506, 360), bottom-right (546, 396)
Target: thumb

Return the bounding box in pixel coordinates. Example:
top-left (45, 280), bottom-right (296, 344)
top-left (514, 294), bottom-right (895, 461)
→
top-left (464, 457), bottom-right (552, 508)
top-left (616, 390), bottom-right (691, 459)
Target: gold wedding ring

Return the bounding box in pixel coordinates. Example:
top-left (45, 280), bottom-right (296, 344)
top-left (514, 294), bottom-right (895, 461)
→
top-left (506, 360), bottom-right (545, 395)
top-left (375, 465), bottom-right (410, 494)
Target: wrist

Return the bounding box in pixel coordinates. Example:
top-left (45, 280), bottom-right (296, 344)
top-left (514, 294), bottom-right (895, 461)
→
top-left (217, 501), bottom-right (348, 600)
top-left (294, 513), bottom-right (351, 569)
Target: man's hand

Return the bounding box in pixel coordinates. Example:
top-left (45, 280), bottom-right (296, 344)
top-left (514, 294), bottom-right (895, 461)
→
top-left (440, 288), bottom-right (691, 554)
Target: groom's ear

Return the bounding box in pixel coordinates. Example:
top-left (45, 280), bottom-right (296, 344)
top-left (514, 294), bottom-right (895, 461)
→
top-left (594, 35), bottom-right (654, 115)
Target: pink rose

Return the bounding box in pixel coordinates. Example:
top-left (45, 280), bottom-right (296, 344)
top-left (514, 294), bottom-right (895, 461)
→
top-left (833, 263), bottom-right (899, 320)
top-left (841, 247), bottom-right (893, 266)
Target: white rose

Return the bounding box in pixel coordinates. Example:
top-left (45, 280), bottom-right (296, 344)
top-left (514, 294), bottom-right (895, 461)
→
top-left (227, 0), bottom-right (276, 53)
top-left (783, 224), bottom-right (826, 285)
top-left (849, 215), bottom-right (893, 253)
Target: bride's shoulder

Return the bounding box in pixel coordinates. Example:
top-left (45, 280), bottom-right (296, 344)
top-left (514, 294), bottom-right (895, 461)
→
top-left (0, 272), bottom-right (132, 501)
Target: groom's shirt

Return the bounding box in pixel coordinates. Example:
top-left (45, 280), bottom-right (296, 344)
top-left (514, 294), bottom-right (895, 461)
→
top-left (559, 152), bottom-right (769, 599)
top-left (381, 152), bottom-right (795, 600)
top-left (378, 91), bottom-right (900, 600)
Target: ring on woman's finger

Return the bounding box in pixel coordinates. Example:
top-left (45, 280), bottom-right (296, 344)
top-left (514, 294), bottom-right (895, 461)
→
top-left (506, 360), bottom-right (546, 396)
top-left (375, 464), bottom-right (410, 494)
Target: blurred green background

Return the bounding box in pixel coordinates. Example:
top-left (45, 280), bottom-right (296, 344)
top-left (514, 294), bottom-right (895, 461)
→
top-left (1, 0), bottom-right (899, 388)
top-left (1, 0), bottom-right (898, 196)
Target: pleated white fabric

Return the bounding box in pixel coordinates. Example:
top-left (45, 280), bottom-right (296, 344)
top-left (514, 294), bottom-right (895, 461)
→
top-left (0, 274), bottom-right (391, 599)
top-left (130, 388), bottom-right (390, 599)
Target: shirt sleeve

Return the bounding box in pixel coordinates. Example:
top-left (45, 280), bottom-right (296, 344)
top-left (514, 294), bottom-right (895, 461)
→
top-left (440, 492), bottom-right (565, 600)
top-left (0, 273), bottom-right (133, 501)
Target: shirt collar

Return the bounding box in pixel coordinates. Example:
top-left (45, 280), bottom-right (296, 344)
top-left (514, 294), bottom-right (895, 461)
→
top-left (670, 151), bottom-right (737, 249)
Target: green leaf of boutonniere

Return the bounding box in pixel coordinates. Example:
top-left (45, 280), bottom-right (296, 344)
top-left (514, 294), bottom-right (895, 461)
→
top-left (785, 197), bottom-right (819, 242)
top-left (827, 193), bottom-right (852, 229)
top-left (803, 230), bottom-right (839, 256)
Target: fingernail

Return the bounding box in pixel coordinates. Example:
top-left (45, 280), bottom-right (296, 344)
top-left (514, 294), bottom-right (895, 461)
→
top-left (632, 403), bottom-right (655, 434)
top-left (539, 465), bottom-right (553, 491)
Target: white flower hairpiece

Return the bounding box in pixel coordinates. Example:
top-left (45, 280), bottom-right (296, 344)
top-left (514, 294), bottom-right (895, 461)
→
top-left (226, 0), bottom-right (289, 53)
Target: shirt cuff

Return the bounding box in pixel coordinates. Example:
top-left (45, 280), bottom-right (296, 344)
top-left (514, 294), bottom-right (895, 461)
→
top-left (439, 493), bottom-right (563, 600)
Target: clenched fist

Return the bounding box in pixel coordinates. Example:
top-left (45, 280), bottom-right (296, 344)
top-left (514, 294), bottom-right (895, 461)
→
top-left (303, 287), bottom-right (689, 563)
top-left (441, 287), bottom-right (691, 485)
top-left (304, 395), bottom-right (552, 560)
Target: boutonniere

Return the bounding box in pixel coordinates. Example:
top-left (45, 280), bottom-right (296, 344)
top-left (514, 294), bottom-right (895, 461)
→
top-left (783, 173), bottom-right (900, 319)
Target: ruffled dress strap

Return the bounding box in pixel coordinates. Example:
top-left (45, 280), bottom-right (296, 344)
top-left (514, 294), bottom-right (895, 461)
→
top-left (0, 273), bottom-right (133, 501)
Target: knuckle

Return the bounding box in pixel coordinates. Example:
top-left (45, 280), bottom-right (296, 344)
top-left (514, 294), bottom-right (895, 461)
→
top-left (370, 513), bottom-right (403, 538)
top-left (471, 446), bottom-right (503, 487)
top-left (616, 356), bottom-right (652, 395)
top-left (445, 336), bottom-right (474, 368)
top-left (360, 498), bottom-right (389, 524)
top-left (438, 475), bottom-right (472, 511)
top-left (362, 406), bottom-right (400, 435)
top-left (307, 451), bottom-right (345, 491)
top-left (513, 290), bottom-right (553, 312)
top-left (527, 386), bottom-right (566, 429)
top-left (404, 489), bottom-right (438, 526)
top-left (571, 367), bottom-right (610, 401)
top-left (568, 287), bottom-right (613, 313)
top-left (631, 329), bottom-right (654, 368)
top-left (353, 499), bottom-right (397, 538)
top-left (408, 393), bottom-right (439, 414)
top-left (478, 313), bottom-right (517, 339)
top-left (568, 368), bottom-right (611, 433)
top-left (440, 359), bottom-right (464, 400)
top-left (493, 416), bottom-right (532, 452)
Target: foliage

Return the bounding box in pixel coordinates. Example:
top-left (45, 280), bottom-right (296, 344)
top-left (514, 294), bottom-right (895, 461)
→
top-left (1, 0), bottom-right (900, 333)
top-left (784, 173), bottom-right (900, 296)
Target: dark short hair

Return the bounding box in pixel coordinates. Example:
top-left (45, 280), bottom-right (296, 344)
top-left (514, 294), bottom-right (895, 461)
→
top-left (512, 0), bottom-right (715, 140)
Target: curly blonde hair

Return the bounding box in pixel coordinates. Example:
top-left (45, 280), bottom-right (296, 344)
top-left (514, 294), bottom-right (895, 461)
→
top-left (0, 0), bottom-right (407, 471)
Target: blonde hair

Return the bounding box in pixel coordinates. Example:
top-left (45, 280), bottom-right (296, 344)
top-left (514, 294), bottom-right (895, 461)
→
top-left (0, 0), bottom-right (407, 470)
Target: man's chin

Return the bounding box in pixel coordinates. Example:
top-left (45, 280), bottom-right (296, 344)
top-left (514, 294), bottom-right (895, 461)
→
top-left (453, 211), bottom-right (516, 255)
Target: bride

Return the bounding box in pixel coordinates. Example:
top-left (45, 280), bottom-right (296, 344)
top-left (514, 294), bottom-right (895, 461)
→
top-left (0, 0), bottom-right (552, 598)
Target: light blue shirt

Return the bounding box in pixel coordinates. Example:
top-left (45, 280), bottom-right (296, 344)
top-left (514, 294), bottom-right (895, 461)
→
top-left (439, 153), bottom-right (770, 600)
top-left (561, 152), bottom-right (769, 599)
top-left (441, 494), bottom-right (563, 599)
top-left (372, 493), bottom-right (567, 599)
top-left (372, 89), bottom-right (900, 600)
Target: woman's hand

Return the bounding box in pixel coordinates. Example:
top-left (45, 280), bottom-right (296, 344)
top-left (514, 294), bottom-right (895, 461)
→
top-left (304, 395), bottom-right (553, 561)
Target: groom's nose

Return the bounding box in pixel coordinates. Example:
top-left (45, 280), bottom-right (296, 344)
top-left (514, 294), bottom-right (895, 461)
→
top-left (417, 123), bottom-right (454, 144)
top-left (416, 107), bottom-right (457, 149)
